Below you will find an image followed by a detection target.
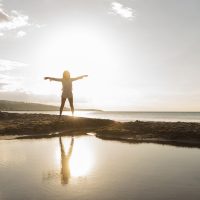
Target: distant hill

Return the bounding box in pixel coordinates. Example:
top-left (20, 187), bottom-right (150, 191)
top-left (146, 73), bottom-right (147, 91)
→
top-left (0, 100), bottom-right (102, 111)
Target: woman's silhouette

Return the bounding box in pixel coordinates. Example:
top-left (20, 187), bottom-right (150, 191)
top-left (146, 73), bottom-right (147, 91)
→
top-left (44, 71), bottom-right (87, 117)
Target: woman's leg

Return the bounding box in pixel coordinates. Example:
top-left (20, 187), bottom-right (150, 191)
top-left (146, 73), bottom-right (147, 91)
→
top-left (60, 97), bottom-right (66, 117)
top-left (68, 97), bottom-right (74, 116)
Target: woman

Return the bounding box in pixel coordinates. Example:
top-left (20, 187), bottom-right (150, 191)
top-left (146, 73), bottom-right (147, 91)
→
top-left (44, 71), bottom-right (88, 117)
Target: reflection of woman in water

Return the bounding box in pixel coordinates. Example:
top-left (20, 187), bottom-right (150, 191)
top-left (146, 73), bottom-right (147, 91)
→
top-left (59, 136), bottom-right (74, 185)
top-left (44, 71), bottom-right (88, 117)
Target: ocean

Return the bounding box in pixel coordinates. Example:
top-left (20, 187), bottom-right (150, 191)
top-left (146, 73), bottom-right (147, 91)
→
top-left (7, 111), bottom-right (200, 122)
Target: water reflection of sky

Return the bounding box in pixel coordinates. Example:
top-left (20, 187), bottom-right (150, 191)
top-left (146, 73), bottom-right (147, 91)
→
top-left (1, 136), bottom-right (200, 200)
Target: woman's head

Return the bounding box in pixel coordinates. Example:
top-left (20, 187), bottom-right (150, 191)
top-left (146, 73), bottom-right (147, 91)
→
top-left (63, 70), bottom-right (70, 79)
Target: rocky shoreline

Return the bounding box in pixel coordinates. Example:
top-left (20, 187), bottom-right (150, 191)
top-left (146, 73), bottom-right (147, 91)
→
top-left (1, 112), bottom-right (200, 148)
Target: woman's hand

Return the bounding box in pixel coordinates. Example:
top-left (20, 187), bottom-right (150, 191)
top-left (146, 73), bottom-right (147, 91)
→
top-left (83, 75), bottom-right (88, 78)
top-left (44, 77), bottom-right (49, 80)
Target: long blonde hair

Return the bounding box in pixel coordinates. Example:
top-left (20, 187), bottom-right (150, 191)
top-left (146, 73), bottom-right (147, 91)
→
top-left (63, 70), bottom-right (70, 80)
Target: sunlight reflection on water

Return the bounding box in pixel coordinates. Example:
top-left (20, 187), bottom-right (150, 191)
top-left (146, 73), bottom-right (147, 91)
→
top-left (69, 138), bottom-right (93, 177)
top-left (46, 136), bottom-right (94, 185)
top-left (1, 136), bottom-right (200, 200)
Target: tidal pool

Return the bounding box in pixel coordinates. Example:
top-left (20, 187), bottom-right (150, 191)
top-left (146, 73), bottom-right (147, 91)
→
top-left (0, 136), bottom-right (200, 200)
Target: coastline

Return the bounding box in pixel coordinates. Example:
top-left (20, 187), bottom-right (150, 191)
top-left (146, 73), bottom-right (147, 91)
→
top-left (1, 112), bottom-right (200, 148)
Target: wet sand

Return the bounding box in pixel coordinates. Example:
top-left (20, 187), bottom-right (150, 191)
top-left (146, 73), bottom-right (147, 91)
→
top-left (1, 111), bottom-right (200, 147)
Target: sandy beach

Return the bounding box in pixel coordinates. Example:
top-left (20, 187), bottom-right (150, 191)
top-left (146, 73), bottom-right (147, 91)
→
top-left (0, 111), bottom-right (200, 147)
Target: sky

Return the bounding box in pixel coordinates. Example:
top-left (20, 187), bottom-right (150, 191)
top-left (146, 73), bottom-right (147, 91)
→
top-left (0, 0), bottom-right (200, 111)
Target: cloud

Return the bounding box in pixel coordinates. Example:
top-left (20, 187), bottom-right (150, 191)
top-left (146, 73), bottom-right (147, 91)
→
top-left (0, 2), bottom-right (43, 37)
top-left (0, 1), bottom-right (30, 36)
top-left (110, 2), bottom-right (135, 19)
top-left (0, 82), bottom-right (7, 89)
top-left (0, 10), bottom-right (29, 32)
top-left (16, 30), bottom-right (26, 38)
top-left (0, 59), bottom-right (27, 91)
top-left (0, 59), bottom-right (27, 71)
top-left (35, 24), bottom-right (46, 28)
top-left (0, 73), bottom-right (13, 91)
top-left (0, 8), bottom-right (9, 22)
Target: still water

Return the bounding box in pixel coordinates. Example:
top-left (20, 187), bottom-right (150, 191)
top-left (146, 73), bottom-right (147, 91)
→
top-left (0, 136), bottom-right (200, 200)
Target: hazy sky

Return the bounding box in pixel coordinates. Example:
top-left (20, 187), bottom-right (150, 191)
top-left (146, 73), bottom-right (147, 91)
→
top-left (0, 0), bottom-right (200, 111)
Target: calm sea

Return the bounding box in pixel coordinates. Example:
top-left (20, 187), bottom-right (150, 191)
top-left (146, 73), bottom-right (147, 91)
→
top-left (7, 111), bottom-right (200, 122)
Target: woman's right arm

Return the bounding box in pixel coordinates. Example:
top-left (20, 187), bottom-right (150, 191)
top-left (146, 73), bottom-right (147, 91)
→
top-left (44, 77), bottom-right (62, 82)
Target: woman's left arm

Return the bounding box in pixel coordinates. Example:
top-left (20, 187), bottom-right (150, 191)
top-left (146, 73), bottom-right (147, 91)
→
top-left (71, 75), bottom-right (88, 81)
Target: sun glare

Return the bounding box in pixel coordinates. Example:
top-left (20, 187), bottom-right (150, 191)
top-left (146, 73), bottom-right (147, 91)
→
top-left (69, 140), bottom-right (93, 177)
top-left (54, 137), bottom-right (94, 179)
top-left (31, 25), bottom-right (120, 106)
top-left (37, 26), bottom-right (112, 74)
top-left (33, 26), bottom-right (111, 96)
